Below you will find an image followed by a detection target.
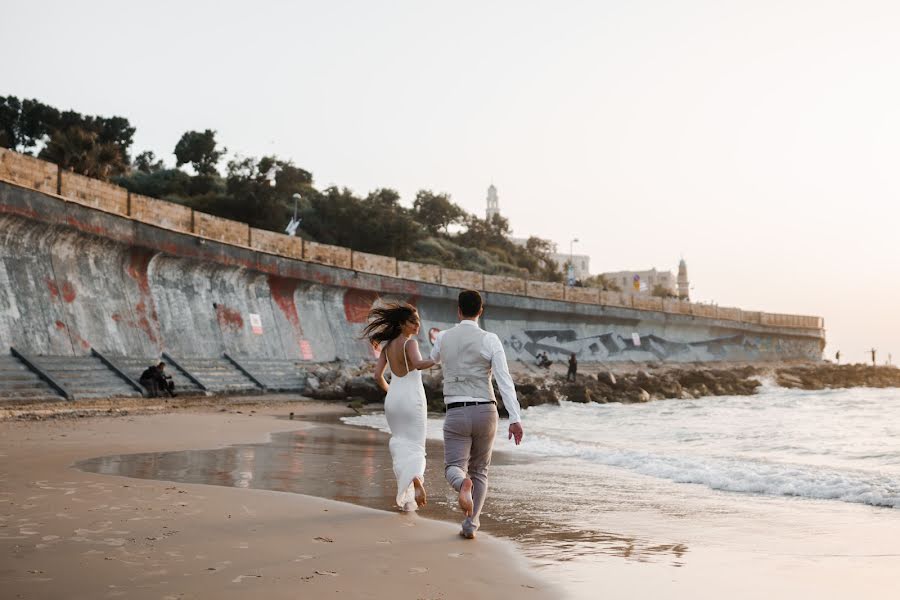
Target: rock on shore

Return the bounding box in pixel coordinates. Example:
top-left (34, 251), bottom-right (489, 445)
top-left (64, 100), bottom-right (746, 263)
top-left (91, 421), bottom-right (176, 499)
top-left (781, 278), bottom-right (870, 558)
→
top-left (775, 363), bottom-right (900, 390)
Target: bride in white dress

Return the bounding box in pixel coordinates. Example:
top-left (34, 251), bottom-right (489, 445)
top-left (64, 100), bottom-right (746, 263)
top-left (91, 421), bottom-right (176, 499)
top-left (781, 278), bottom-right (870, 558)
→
top-left (365, 303), bottom-right (435, 512)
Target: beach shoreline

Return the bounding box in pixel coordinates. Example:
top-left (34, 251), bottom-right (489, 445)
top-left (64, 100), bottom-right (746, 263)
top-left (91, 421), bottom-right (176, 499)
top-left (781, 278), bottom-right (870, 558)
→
top-left (0, 400), bottom-right (556, 599)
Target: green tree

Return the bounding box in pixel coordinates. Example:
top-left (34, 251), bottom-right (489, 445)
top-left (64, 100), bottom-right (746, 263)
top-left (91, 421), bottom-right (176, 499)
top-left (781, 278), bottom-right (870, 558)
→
top-left (412, 190), bottom-right (465, 234)
top-left (133, 150), bottom-right (165, 173)
top-left (40, 125), bottom-right (130, 179)
top-left (0, 96), bottom-right (134, 177)
top-left (174, 129), bottom-right (226, 176)
top-left (583, 274), bottom-right (621, 291)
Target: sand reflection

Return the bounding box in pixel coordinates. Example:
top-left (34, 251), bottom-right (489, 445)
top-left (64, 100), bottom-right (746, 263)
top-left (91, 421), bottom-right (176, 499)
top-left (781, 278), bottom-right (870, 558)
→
top-left (77, 419), bottom-right (689, 566)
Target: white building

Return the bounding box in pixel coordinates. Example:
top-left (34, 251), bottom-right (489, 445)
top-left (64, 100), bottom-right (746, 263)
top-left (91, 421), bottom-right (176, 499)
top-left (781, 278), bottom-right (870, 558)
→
top-left (550, 252), bottom-right (591, 280)
top-left (677, 258), bottom-right (690, 300)
top-left (602, 268), bottom-right (678, 296)
top-left (485, 184), bottom-right (499, 221)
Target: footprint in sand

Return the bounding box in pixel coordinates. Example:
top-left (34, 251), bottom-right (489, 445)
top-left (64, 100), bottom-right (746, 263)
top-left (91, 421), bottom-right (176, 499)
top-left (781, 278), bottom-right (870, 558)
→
top-left (315, 570), bottom-right (338, 576)
top-left (409, 567), bottom-right (428, 574)
top-left (293, 554), bottom-right (314, 562)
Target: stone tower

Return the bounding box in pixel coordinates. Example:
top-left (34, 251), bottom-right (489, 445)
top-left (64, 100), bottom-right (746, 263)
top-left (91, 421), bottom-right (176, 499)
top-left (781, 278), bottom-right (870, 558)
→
top-left (677, 258), bottom-right (690, 300)
top-left (485, 184), bottom-right (499, 221)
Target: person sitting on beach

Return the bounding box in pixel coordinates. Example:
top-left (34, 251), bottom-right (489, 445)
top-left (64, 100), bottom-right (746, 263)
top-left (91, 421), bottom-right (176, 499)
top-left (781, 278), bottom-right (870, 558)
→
top-left (139, 363), bottom-right (176, 398)
top-left (536, 352), bottom-right (553, 369)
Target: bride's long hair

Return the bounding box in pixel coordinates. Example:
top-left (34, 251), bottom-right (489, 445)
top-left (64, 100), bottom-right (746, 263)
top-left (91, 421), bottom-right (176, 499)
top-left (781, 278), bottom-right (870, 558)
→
top-left (362, 303), bottom-right (418, 347)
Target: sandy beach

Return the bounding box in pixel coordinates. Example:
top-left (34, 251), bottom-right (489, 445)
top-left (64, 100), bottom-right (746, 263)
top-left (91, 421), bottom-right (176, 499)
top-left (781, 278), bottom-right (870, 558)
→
top-left (0, 399), bottom-right (554, 600)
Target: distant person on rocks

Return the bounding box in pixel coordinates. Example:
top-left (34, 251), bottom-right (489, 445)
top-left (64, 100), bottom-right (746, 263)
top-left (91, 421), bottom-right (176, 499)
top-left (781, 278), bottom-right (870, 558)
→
top-left (139, 362), bottom-right (176, 398)
top-left (835, 350), bottom-right (841, 364)
top-left (536, 352), bottom-right (552, 369)
top-left (567, 353), bottom-right (578, 381)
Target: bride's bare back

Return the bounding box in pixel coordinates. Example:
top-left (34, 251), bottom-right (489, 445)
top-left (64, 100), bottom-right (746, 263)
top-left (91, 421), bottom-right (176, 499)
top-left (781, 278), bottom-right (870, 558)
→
top-left (384, 337), bottom-right (412, 377)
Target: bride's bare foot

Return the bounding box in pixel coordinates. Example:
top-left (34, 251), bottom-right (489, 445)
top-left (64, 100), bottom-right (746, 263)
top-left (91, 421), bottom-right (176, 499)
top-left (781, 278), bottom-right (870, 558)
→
top-left (458, 478), bottom-right (474, 516)
top-left (413, 477), bottom-right (427, 508)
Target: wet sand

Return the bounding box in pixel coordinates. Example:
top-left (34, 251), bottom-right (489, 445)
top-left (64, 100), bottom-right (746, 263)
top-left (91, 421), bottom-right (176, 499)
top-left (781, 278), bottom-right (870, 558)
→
top-left (0, 401), bottom-right (554, 599)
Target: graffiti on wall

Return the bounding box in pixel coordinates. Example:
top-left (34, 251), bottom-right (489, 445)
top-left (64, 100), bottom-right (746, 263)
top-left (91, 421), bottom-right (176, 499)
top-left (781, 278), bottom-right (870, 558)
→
top-left (501, 329), bottom-right (820, 362)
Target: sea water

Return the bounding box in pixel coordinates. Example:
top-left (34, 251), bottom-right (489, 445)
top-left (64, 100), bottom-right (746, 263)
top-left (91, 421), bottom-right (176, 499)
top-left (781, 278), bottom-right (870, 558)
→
top-left (343, 383), bottom-right (900, 598)
top-left (344, 382), bottom-right (900, 510)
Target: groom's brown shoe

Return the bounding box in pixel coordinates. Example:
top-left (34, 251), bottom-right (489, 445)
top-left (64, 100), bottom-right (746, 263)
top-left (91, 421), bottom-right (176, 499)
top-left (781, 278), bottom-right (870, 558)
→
top-left (459, 529), bottom-right (476, 540)
top-left (458, 478), bottom-right (474, 516)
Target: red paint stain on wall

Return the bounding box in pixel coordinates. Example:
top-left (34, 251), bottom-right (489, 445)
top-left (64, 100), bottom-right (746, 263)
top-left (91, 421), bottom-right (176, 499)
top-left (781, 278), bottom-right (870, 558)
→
top-left (125, 248), bottom-right (160, 344)
top-left (60, 281), bottom-right (76, 303)
top-left (53, 320), bottom-right (91, 350)
top-left (268, 275), bottom-right (313, 357)
top-left (215, 304), bottom-right (244, 332)
top-left (344, 288), bottom-right (380, 323)
top-left (45, 279), bottom-right (77, 303)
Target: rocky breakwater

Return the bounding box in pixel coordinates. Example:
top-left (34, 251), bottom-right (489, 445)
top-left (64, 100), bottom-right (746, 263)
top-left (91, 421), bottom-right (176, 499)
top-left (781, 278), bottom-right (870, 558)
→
top-left (304, 362), bottom-right (900, 416)
top-left (303, 363), bottom-right (764, 413)
top-left (508, 366), bottom-right (762, 414)
top-left (775, 363), bottom-right (900, 390)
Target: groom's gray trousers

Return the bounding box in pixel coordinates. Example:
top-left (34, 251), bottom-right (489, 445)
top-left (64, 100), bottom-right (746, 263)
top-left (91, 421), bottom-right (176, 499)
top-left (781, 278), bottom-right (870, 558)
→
top-left (443, 402), bottom-right (499, 533)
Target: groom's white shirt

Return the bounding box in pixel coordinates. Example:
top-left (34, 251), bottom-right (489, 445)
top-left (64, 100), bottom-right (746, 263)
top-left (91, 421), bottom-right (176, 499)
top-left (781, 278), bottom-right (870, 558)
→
top-left (430, 319), bottom-right (522, 424)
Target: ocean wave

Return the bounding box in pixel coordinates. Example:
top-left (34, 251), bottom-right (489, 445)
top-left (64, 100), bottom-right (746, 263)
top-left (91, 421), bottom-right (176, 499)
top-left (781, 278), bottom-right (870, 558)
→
top-left (342, 411), bottom-right (900, 509)
top-left (520, 435), bottom-right (900, 508)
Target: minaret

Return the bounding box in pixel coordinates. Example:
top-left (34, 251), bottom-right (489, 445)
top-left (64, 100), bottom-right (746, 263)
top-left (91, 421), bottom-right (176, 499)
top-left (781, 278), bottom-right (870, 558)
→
top-left (677, 258), bottom-right (690, 300)
top-left (485, 184), bottom-right (499, 221)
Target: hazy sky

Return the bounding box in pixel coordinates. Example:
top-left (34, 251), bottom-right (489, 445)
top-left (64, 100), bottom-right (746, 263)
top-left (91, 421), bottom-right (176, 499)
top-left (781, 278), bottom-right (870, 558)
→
top-left (3, 1), bottom-right (898, 362)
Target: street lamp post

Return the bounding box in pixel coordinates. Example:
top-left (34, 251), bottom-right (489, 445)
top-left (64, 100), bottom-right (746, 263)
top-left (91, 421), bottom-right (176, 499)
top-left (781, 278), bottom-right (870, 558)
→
top-left (567, 238), bottom-right (579, 286)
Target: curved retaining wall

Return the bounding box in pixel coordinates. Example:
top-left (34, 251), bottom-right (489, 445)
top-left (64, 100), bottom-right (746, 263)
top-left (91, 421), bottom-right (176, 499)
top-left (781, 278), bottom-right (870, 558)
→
top-left (0, 181), bottom-right (825, 364)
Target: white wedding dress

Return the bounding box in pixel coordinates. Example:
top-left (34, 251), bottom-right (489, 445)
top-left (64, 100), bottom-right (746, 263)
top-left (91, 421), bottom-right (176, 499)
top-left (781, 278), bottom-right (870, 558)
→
top-left (383, 339), bottom-right (428, 511)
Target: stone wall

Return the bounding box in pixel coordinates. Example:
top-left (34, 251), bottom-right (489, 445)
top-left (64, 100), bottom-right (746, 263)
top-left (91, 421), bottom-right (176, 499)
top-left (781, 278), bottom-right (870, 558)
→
top-left (600, 291), bottom-right (631, 308)
top-left (303, 240), bottom-right (352, 268)
top-left (527, 280), bottom-right (564, 300)
top-left (484, 274), bottom-right (527, 295)
top-left (0, 148), bottom-right (57, 194)
top-left (193, 211), bottom-right (250, 246)
top-left (352, 251), bottom-right (397, 276)
top-left (441, 268), bottom-right (484, 290)
top-left (0, 181), bottom-right (828, 364)
top-left (59, 171), bottom-right (128, 215)
top-left (129, 193), bottom-right (193, 233)
top-left (564, 287), bottom-right (600, 304)
top-left (250, 228), bottom-right (303, 259)
top-left (397, 261), bottom-right (441, 283)
top-left (0, 149), bottom-right (826, 335)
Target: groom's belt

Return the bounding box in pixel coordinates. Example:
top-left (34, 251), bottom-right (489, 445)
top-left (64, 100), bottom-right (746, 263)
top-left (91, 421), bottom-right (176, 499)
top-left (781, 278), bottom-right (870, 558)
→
top-left (446, 400), bottom-right (496, 410)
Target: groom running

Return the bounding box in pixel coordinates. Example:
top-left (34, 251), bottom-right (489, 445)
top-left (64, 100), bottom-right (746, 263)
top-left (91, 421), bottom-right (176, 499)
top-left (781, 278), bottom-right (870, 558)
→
top-left (430, 290), bottom-right (524, 539)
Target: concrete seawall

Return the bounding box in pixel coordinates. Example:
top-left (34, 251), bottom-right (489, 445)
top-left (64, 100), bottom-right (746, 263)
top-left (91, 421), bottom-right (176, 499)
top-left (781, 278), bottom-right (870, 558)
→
top-left (0, 180), bottom-right (824, 370)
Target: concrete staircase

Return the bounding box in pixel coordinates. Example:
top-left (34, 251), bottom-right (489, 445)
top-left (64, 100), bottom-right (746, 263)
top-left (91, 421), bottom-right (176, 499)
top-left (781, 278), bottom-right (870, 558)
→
top-left (0, 355), bottom-right (65, 404)
top-left (28, 355), bottom-right (143, 400)
top-left (172, 357), bottom-right (260, 393)
top-left (231, 357), bottom-right (309, 392)
top-left (110, 356), bottom-right (206, 397)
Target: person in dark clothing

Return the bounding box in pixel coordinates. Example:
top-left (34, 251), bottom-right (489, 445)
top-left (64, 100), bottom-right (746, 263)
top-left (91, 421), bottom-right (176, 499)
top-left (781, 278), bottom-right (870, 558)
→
top-left (536, 352), bottom-right (552, 369)
top-left (139, 362), bottom-right (176, 398)
top-left (566, 353), bottom-right (578, 381)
